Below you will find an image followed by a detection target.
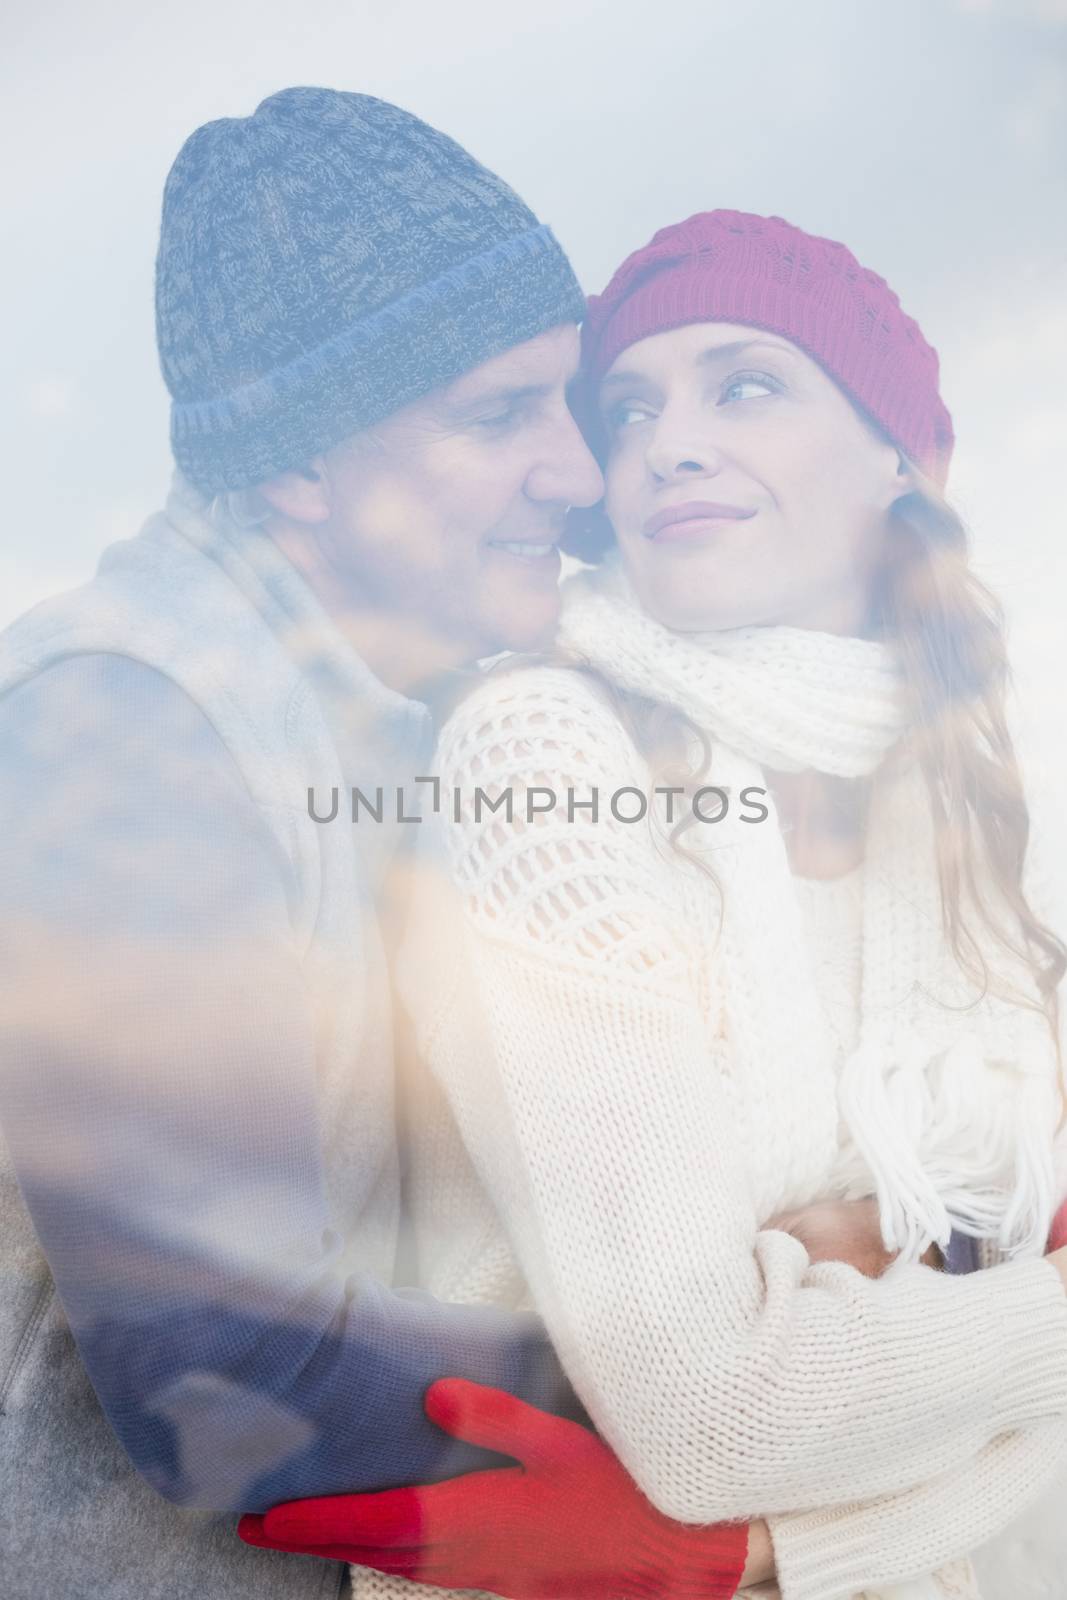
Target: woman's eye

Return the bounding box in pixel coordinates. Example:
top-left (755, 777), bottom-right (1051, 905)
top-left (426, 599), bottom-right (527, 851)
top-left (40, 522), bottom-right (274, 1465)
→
top-left (606, 402), bottom-right (653, 430)
top-left (719, 372), bottom-right (779, 404)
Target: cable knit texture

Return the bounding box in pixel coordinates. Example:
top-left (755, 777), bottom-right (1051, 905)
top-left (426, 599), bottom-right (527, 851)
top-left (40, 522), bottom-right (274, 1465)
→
top-left (378, 555), bottom-right (1067, 1600)
top-left (156, 89), bottom-right (584, 492)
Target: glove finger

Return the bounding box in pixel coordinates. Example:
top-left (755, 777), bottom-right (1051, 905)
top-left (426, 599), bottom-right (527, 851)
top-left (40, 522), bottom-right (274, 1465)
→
top-left (244, 1530), bottom-right (433, 1577)
top-left (262, 1487), bottom-right (421, 1547)
top-left (425, 1377), bottom-right (586, 1470)
top-left (238, 1514), bottom-right (269, 1547)
top-left (262, 1471), bottom-right (519, 1549)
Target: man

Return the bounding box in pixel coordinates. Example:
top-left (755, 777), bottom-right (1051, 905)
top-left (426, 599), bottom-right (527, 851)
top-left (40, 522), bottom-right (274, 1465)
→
top-left (0, 89), bottom-right (757, 1599)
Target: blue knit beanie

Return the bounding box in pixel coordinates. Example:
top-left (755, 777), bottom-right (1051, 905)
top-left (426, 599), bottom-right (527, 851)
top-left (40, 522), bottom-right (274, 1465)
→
top-left (156, 88), bottom-right (585, 494)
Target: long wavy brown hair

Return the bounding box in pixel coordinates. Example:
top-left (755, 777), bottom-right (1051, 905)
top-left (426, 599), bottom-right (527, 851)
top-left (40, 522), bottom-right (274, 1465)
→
top-left (561, 472), bottom-right (1066, 1118)
top-left (869, 476), bottom-right (1064, 1012)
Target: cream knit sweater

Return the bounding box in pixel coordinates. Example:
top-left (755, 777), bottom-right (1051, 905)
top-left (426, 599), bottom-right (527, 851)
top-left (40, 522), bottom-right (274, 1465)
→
top-left (377, 651), bottom-right (1067, 1600)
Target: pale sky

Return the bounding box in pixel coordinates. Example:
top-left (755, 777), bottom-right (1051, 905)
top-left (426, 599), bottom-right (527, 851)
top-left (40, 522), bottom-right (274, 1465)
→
top-left (4, 0), bottom-right (1065, 729)
top-left (4, 4), bottom-right (1067, 1580)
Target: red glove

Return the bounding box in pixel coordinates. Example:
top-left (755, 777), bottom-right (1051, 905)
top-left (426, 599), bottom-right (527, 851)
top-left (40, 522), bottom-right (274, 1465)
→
top-left (239, 1378), bottom-right (750, 1599)
top-left (1049, 1196), bottom-right (1067, 1254)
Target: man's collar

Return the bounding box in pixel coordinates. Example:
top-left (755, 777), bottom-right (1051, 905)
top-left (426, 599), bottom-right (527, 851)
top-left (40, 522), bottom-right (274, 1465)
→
top-left (163, 471), bottom-right (430, 751)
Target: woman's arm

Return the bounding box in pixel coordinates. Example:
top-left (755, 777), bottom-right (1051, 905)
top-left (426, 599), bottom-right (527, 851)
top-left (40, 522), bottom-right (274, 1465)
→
top-left (402, 667), bottom-right (1067, 1524)
top-left (767, 1419), bottom-right (1067, 1600)
top-left (752, 1205), bottom-right (1067, 1596)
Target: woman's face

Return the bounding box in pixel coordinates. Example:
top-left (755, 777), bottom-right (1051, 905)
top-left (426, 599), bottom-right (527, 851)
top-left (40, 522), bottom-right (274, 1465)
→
top-left (598, 321), bottom-right (906, 634)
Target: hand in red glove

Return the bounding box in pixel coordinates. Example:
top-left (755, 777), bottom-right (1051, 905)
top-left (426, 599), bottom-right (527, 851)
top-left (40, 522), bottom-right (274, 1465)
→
top-left (239, 1377), bottom-right (758, 1599)
top-left (1049, 1196), bottom-right (1067, 1255)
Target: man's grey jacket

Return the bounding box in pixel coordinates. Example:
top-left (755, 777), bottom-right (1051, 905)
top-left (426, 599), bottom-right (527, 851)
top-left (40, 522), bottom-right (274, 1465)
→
top-left (0, 477), bottom-right (575, 1599)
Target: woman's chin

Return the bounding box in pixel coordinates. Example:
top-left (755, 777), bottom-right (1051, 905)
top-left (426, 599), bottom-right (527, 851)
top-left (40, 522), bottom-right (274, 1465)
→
top-left (620, 547), bottom-right (767, 634)
top-left (641, 582), bottom-right (763, 634)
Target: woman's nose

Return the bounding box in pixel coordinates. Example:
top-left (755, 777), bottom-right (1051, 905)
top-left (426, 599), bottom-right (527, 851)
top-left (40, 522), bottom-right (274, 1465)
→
top-left (645, 416), bottom-right (724, 482)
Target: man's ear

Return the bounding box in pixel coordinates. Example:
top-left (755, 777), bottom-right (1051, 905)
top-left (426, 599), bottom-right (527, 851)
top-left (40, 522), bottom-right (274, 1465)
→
top-left (256, 460), bottom-right (331, 524)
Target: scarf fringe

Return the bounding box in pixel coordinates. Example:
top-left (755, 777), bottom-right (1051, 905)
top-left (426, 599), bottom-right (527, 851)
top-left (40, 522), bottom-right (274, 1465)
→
top-left (838, 1037), bottom-right (952, 1263)
top-left (839, 1032), bottom-right (1056, 1264)
top-left (558, 560), bottom-right (1061, 1260)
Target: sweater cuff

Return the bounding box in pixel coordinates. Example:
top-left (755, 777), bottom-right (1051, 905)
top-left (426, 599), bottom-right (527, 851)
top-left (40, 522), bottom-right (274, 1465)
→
top-left (767, 1259), bottom-right (1067, 1600)
top-left (987, 1255), bottom-right (1067, 1431)
top-left (767, 1504), bottom-right (888, 1600)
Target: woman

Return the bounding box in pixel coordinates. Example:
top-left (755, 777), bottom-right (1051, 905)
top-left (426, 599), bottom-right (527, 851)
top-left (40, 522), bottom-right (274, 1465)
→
top-left (257, 213), bottom-right (1067, 1598)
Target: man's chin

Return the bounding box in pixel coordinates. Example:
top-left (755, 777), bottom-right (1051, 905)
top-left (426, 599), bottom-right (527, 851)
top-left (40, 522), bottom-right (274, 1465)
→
top-left (480, 600), bottom-right (561, 661)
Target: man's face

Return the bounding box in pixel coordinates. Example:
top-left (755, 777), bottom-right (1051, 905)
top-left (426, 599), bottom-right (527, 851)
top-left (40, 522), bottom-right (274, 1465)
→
top-left (315, 325), bottom-right (603, 670)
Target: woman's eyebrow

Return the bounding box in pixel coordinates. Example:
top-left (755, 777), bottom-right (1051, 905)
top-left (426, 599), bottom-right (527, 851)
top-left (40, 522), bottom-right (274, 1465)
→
top-left (695, 338), bottom-right (798, 367)
top-left (598, 368), bottom-right (656, 395)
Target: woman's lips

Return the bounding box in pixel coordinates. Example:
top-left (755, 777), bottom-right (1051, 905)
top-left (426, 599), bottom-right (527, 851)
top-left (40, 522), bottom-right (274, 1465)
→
top-left (643, 501), bottom-right (756, 541)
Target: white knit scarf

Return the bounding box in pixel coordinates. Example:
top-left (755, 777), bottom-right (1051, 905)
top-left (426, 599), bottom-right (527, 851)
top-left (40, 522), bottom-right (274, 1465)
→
top-left (556, 555), bottom-right (1058, 1264)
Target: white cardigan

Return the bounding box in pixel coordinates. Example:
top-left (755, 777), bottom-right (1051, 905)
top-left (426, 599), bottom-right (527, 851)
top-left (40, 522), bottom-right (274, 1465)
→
top-left (385, 663), bottom-right (1067, 1600)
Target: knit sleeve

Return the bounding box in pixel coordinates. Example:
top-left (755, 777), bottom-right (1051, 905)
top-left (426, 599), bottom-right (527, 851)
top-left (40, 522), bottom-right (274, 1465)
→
top-left (768, 1420), bottom-right (1067, 1600)
top-left (404, 665), bottom-right (1067, 1525)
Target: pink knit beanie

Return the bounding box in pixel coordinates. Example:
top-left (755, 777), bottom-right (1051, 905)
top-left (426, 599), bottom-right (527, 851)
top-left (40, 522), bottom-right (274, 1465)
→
top-left (582, 210), bottom-right (954, 486)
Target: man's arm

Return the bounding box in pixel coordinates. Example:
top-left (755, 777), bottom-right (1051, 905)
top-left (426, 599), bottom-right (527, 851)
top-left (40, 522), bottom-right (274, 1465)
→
top-left (0, 652), bottom-right (581, 1513)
